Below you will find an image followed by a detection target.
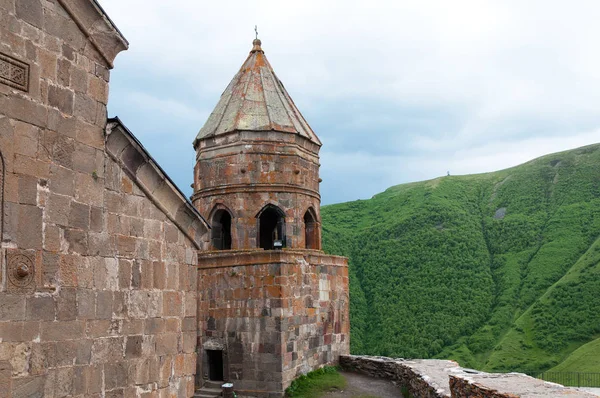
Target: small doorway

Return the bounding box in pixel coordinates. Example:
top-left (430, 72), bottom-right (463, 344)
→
top-left (207, 350), bottom-right (224, 381)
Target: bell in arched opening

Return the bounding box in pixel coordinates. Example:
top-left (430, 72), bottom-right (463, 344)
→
top-left (257, 205), bottom-right (286, 250)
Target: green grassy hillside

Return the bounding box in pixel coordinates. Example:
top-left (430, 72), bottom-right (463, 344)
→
top-left (322, 143), bottom-right (600, 372)
top-left (548, 337), bottom-right (600, 373)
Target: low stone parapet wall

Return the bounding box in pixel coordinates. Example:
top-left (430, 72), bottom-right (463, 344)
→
top-left (449, 373), bottom-right (597, 398)
top-left (340, 355), bottom-right (597, 398)
top-left (340, 355), bottom-right (454, 397)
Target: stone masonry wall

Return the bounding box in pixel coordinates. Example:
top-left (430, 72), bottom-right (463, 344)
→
top-left (193, 131), bottom-right (322, 250)
top-left (340, 355), bottom-right (597, 398)
top-left (197, 250), bottom-right (349, 397)
top-left (0, 0), bottom-right (204, 396)
top-left (340, 355), bottom-right (450, 398)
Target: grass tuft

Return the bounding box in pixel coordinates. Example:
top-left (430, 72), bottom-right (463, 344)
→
top-left (285, 366), bottom-right (346, 397)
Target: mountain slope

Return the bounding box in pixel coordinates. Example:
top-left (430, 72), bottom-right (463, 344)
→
top-left (321, 143), bottom-right (600, 371)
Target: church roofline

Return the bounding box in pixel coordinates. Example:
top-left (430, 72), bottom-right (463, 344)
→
top-left (57, 0), bottom-right (129, 68)
top-left (193, 38), bottom-right (322, 149)
top-left (106, 117), bottom-right (210, 249)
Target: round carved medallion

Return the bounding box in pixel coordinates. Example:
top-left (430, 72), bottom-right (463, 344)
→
top-left (8, 253), bottom-right (34, 287)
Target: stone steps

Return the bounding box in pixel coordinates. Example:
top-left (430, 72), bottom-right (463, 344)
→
top-left (194, 381), bottom-right (224, 398)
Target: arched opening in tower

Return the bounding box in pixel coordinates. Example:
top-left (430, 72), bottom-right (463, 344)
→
top-left (257, 205), bottom-right (286, 250)
top-left (211, 209), bottom-right (232, 250)
top-left (304, 208), bottom-right (318, 249)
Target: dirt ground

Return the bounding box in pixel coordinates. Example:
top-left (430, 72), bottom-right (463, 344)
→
top-left (323, 371), bottom-right (404, 397)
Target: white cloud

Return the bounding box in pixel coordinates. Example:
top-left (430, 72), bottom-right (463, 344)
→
top-left (98, 0), bottom-right (600, 203)
top-left (125, 92), bottom-right (208, 123)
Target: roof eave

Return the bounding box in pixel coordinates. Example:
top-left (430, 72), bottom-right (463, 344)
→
top-left (106, 117), bottom-right (210, 250)
top-left (57, 0), bottom-right (129, 68)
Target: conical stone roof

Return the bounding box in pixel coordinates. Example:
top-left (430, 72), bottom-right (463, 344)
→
top-left (194, 39), bottom-right (321, 147)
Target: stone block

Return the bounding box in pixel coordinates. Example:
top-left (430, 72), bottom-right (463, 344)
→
top-left (88, 232), bottom-right (115, 257)
top-left (129, 358), bottom-right (149, 385)
top-left (88, 364), bottom-right (103, 394)
top-left (12, 375), bottom-right (45, 398)
top-left (75, 172), bottom-right (103, 207)
top-left (113, 291), bottom-right (127, 318)
top-left (117, 235), bottom-right (137, 258)
top-left (72, 142), bottom-right (98, 174)
top-left (38, 48), bottom-right (57, 82)
top-left (55, 367), bottom-right (74, 397)
top-left (96, 291), bottom-right (113, 319)
top-left (53, 134), bottom-right (75, 168)
top-left (70, 66), bottom-right (87, 93)
top-left (72, 366), bottom-right (89, 395)
top-left (55, 339), bottom-right (92, 366)
top-left (121, 319), bottom-right (144, 335)
top-left (49, 164), bottom-right (75, 196)
top-left (68, 201), bottom-right (90, 230)
top-left (130, 217), bottom-right (144, 237)
top-left (90, 206), bottom-right (104, 232)
top-left (46, 192), bottom-right (70, 226)
top-left (152, 261), bottom-right (165, 289)
top-left (77, 256), bottom-right (94, 289)
top-left (144, 318), bottom-right (164, 335)
top-left (118, 259), bottom-right (131, 289)
top-left (0, 97), bottom-right (46, 132)
top-left (59, 254), bottom-right (78, 286)
top-left (91, 336), bottom-right (124, 363)
top-left (73, 92), bottom-right (96, 123)
top-left (26, 296), bottom-right (55, 321)
top-left (17, 174), bottom-right (37, 205)
top-left (152, 182), bottom-right (181, 217)
top-left (13, 204), bottom-right (42, 249)
top-left (48, 111), bottom-right (76, 138)
top-left (41, 251), bottom-right (59, 286)
top-left (15, 0), bottom-right (43, 29)
top-left (105, 361), bottom-right (128, 390)
top-left (48, 85), bottom-right (74, 115)
top-left (157, 356), bottom-right (171, 388)
top-left (162, 292), bottom-right (182, 317)
top-left (182, 332), bottom-right (195, 354)
top-left (57, 58), bottom-right (71, 86)
top-left (57, 287), bottom-right (77, 320)
top-left (75, 119), bottom-right (104, 149)
top-left (41, 320), bottom-right (85, 341)
top-left (85, 319), bottom-right (113, 339)
top-left (43, 8), bottom-right (85, 51)
top-left (14, 122), bottom-right (39, 158)
top-left (155, 334), bottom-right (177, 356)
top-left (76, 288), bottom-right (95, 319)
top-left (105, 129), bottom-right (130, 158)
top-left (125, 335), bottom-right (142, 359)
top-left (13, 154), bottom-right (50, 179)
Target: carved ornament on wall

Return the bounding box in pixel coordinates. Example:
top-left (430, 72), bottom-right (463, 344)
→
top-left (7, 250), bottom-right (35, 289)
top-left (0, 52), bottom-right (29, 92)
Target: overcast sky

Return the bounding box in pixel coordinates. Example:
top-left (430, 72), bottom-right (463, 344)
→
top-left (99, 0), bottom-right (600, 205)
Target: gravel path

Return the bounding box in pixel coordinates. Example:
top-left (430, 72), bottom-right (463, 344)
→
top-left (324, 371), bottom-right (403, 397)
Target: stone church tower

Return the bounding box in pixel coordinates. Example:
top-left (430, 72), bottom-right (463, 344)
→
top-left (192, 39), bottom-right (349, 396)
top-left (192, 38), bottom-right (322, 251)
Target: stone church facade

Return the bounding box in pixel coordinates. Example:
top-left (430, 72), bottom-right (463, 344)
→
top-left (0, 0), bottom-right (349, 397)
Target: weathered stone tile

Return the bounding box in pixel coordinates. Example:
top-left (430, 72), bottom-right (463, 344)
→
top-left (26, 296), bottom-right (55, 321)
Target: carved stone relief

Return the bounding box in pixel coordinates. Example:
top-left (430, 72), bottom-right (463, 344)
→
top-left (6, 250), bottom-right (35, 292)
top-left (0, 52), bottom-right (29, 92)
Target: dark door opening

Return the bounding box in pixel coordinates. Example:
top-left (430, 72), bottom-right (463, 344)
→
top-left (258, 205), bottom-right (285, 250)
top-left (211, 209), bottom-right (232, 250)
top-left (207, 350), bottom-right (224, 381)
